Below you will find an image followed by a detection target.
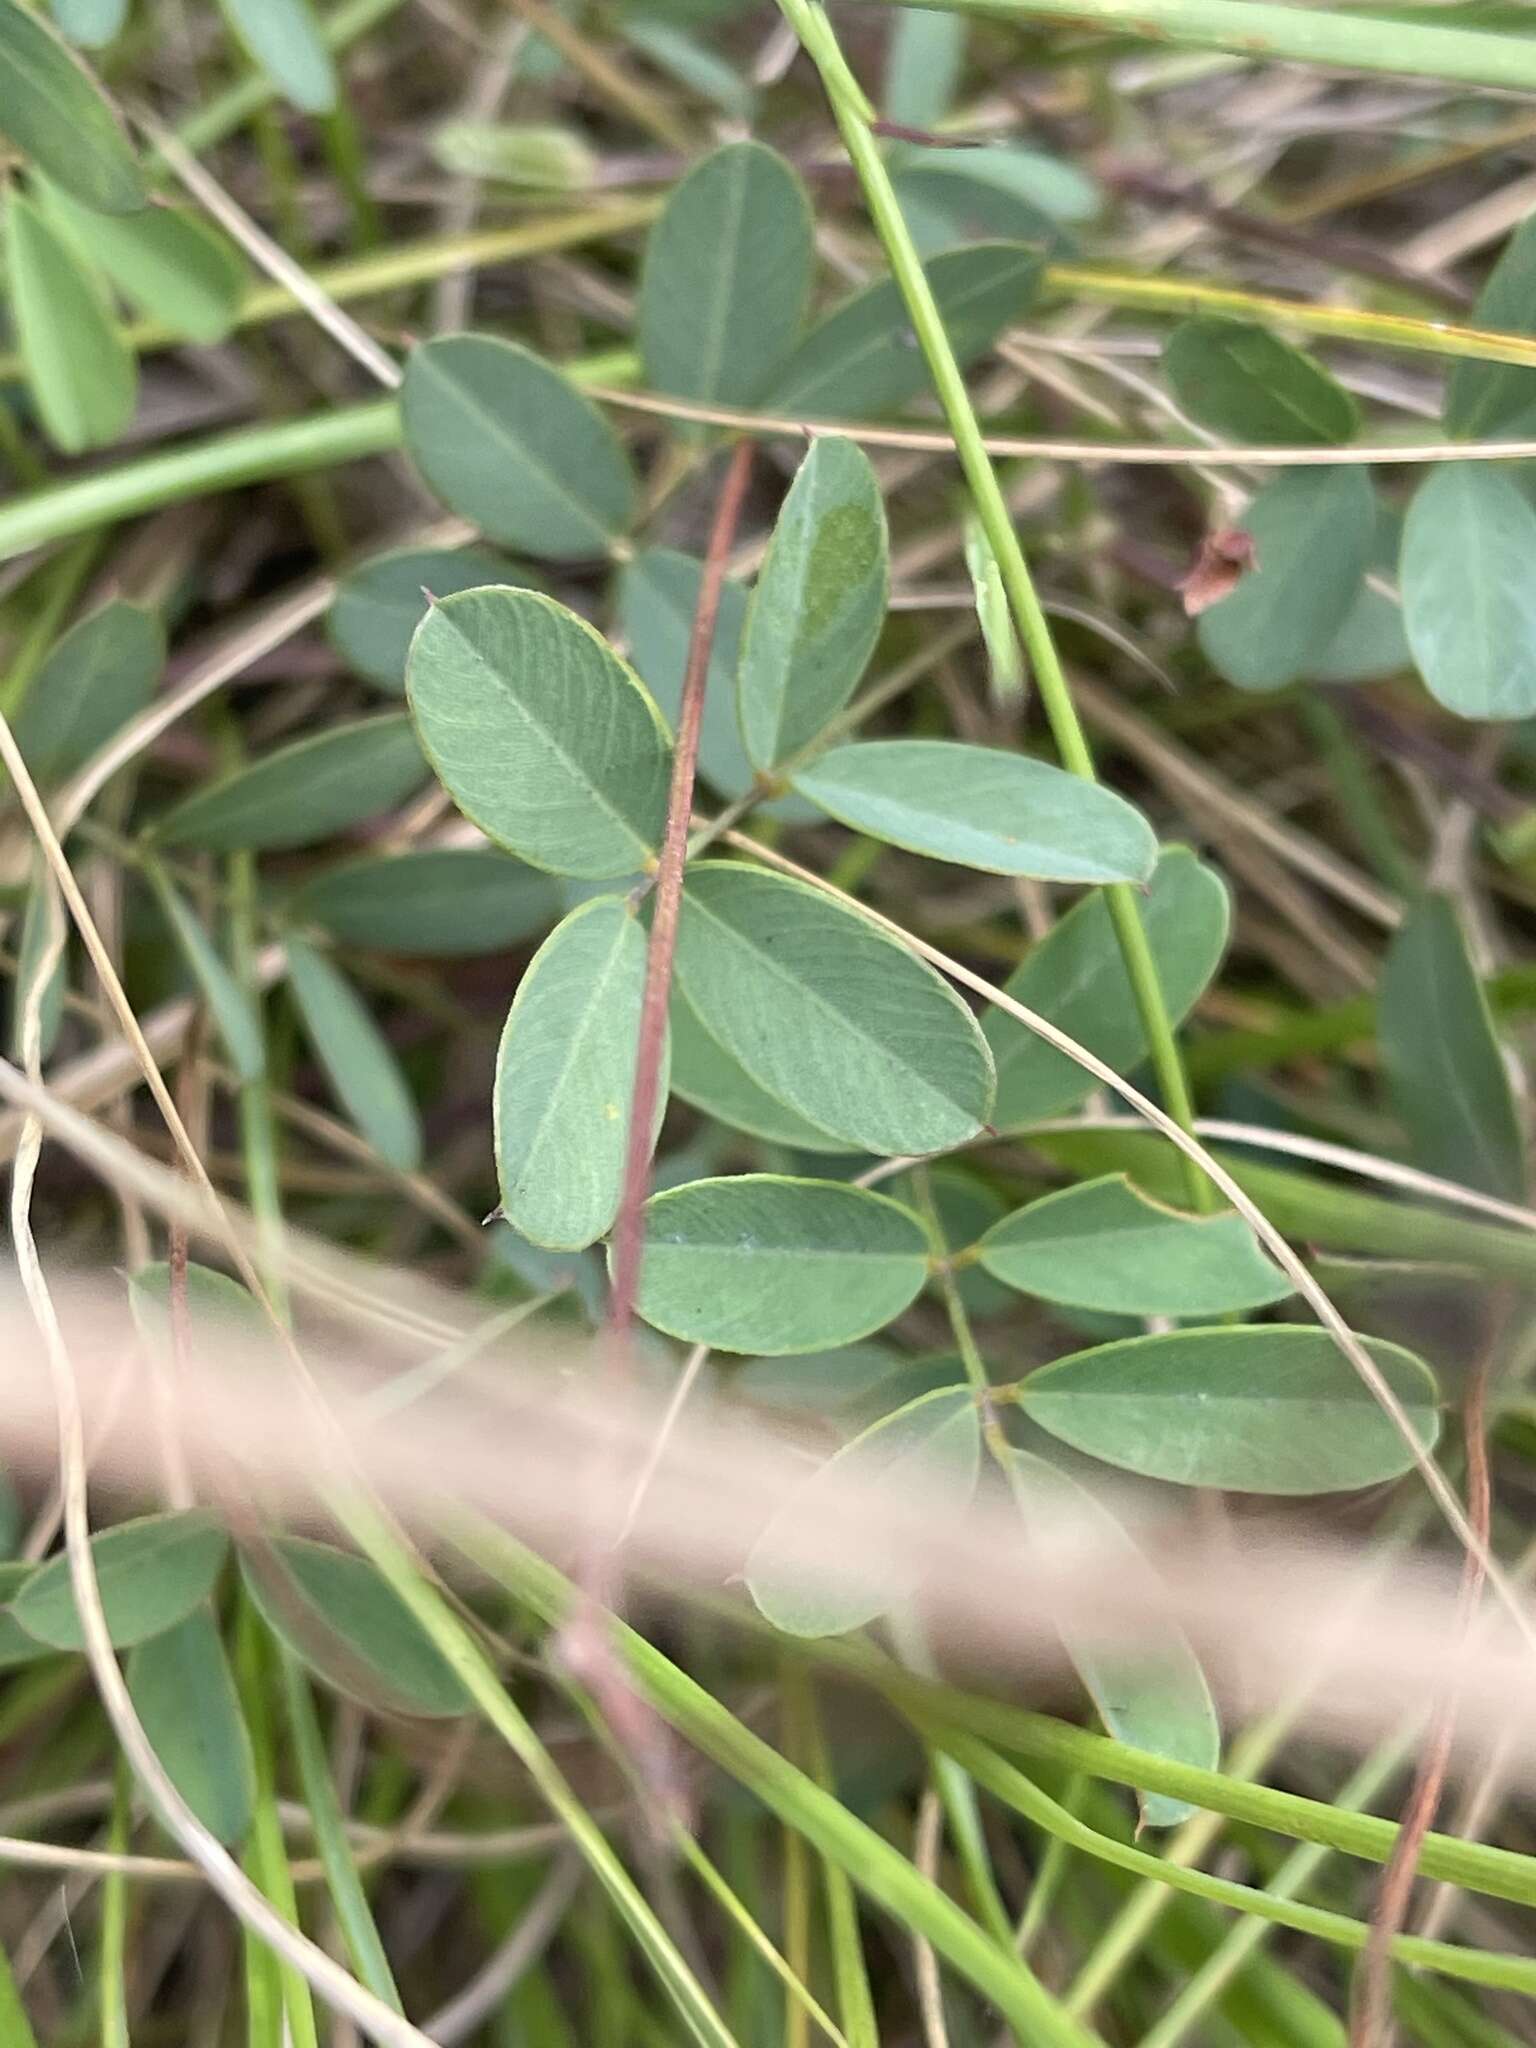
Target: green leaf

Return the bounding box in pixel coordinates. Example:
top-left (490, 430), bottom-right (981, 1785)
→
top-left (401, 336), bottom-right (636, 559)
top-left (495, 895), bottom-right (657, 1251)
top-left (285, 936), bottom-right (422, 1173)
top-left (893, 145), bottom-right (1097, 257)
top-left (0, 1562), bottom-right (59, 1672)
top-left (976, 1174), bottom-right (1291, 1316)
top-left (127, 1608), bottom-right (255, 1846)
top-left (1019, 1327), bottom-right (1440, 1495)
top-left (676, 862), bottom-right (995, 1156)
top-left (241, 1537), bottom-right (468, 1718)
top-left (668, 984), bottom-right (847, 1152)
top-left (638, 141), bottom-right (813, 406)
top-left (40, 183), bottom-right (246, 344)
top-left (129, 1259), bottom-right (266, 1351)
top-left (148, 867), bottom-right (265, 1083)
top-left (1379, 893), bottom-right (1526, 1203)
top-left (791, 740), bottom-right (1156, 884)
top-left (13, 599), bottom-right (161, 781)
top-left (6, 187), bottom-right (136, 454)
top-left (766, 243), bottom-right (1043, 420)
top-left (14, 1511), bottom-right (229, 1650)
top-left (0, 0), bottom-right (143, 210)
top-left (408, 588), bottom-right (670, 878)
top-left (736, 437), bottom-right (888, 770)
top-left (215, 0), bottom-right (335, 112)
top-left (1445, 215), bottom-right (1536, 440)
top-left (1198, 466), bottom-right (1375, 691)
top-left (630, 1175), bottom-right (930, 1353)
top-left (293, 849), bottom-right (560, 957)
top-left (1004, 1450), bottom-right (1218, 1828)
top-left (623, 21), bottom-right (756, 120)
top-left (618, 550), bottom-right (819, 825)
top-left (152, 714), bottom-right (426, 852)
top-left (1401, 465), bottom-right (1536, 720)
top-left (882, 6), bottom-right (964, 130)
top-left (985, 846), bottom-right (1230, 1126)
top-left (328, 544), bottom-right (519, 692)
top-left (1162, 319), bottom-right (1358, 446)
top-left (47, 0), bottom-right (128, 47)
top-left (746, 1387), bottom-right (981, 1634)
top-left (1311, 500), bottom-right (1410, 685)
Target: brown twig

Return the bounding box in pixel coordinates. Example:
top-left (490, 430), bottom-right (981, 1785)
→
top-left (605, 435), bottom-right (755, 1352)
top-left (1351, 1342), bottom-right (1496, 2048)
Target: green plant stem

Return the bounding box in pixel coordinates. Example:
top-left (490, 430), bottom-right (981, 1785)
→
top-left (456, 1519), bottom-right (1105, 2048)
top-left (277, 1653), bottom-right (403, 2013)
top-left (866, 0), bottom-right (1536, 91)
top-left (1136, 1737), bottom-right (1413, 2048)
top-left (236, 1598), bottom-right (320, 2048)
top-left (778, 0), bottom-right (1211, 1210)
top-left (924, 1723), bottom-right (1536, 1995)
top-left (807, 1653), bottom-right (1536, 1908)
top-left (99, 1759), bottom-right (131, 2048)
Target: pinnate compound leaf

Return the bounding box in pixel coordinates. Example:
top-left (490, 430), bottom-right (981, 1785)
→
top-left (630, 1175), bottom-right (930, 1353)
top-left (149, 867), bottom-right (265, 1084)
top-left (792, 739), bottom-right (1156, 884)
top-left (127, 1608), bottom-right (255, 1845)
top-left (766, 243), bottom-right (1042, 420)
top-left (1019, 1327), bottom-right (1440, 1495)
top-left (285, 937), bottom-right (423, 1174)
top-left (676, 863), bottom-right (994, 1156)
top-left (1162, 319), bottom-right (1358, 446)
top-left (495, 895), bottom-right (657, 1251)
top-left (747, 1387), bottom-right (981, 1635)
top-left (1445, 214), bottom-right (1536, 440)
top-left (1401, 465), bottom-right (1536, 720)
top-left (241, 1538), bottom-right (467, 1718)
top-left (328, 544), bottom-right (519, 692)
top-left (295, 849), bottom-right (559, 957)
top-left (977, 1174), bottom-right (1291, 1316)
top-left (401, 336), bottom-right (635, 559)
top-left (1197, 465), bottom-right (1374, 691)
top-left (14, 1511), bottom-right (229, 1650)
top-left (1005, 1449), bottom-right (1218, 1827)
top-left (48, 0), bottom-right (128, 46)
top-left (7, 188), bottom-right (136, 454)
top-left (1379, 893), bottom-right (1526, 1203)
top-left (737, 437), bottom-right (888, 770)
top-left (13, 600), bottom-right (161, 781)
top-left (638, 141), bottom-right (813, 405)
top-left (215, 0), bottom-right (335, 111)
top-left (408, 588), bottom-right (670, 877)
top-left (985, 846), bottom-right (1230, 1127)
top-left (153, 714), bottom-right (426, 852)
top-left (668, 985), bottom-right (847, 1152)
top-left (0, 0), bottom-right (144, 210)
top-left (41, 182), bottom-right (245, 343)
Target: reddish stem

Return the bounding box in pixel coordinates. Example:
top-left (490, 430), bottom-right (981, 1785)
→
top-left (606, 436), bottom-right (755, 1346)
top-left (1350, 1346), bottom-right (1494, 2048)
